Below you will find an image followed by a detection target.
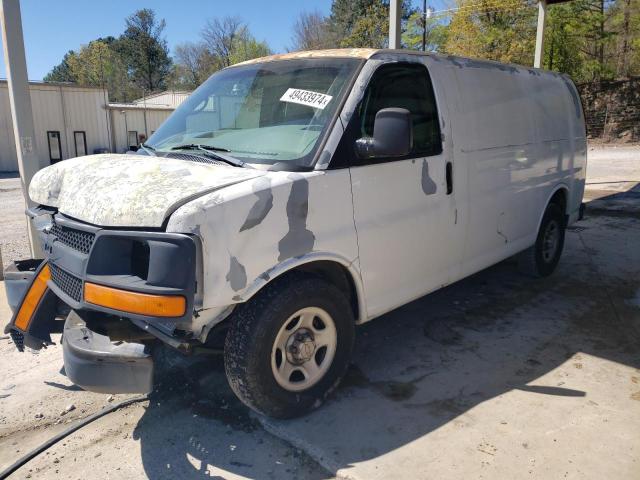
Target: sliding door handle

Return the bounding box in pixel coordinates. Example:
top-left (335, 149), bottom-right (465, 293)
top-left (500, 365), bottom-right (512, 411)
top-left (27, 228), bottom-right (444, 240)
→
top-left (446, 161), bottom-right (453, 195)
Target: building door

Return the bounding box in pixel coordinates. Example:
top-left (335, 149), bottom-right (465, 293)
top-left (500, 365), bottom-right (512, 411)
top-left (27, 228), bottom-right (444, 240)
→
top-left (74, 131), bottom-right (87, 156)
top-left (128, 131), bottom-right (138, 149)
top-left (47, 131), bottom-right (62, 164)
top-left (347, 62), bottom-right (463, 318)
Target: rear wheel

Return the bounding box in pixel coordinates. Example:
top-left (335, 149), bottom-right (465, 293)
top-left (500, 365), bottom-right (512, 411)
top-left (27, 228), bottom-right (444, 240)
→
top-left (224, 273), bottom-right (355, 418)
top-left (518, 202), bottom-right (566, 277)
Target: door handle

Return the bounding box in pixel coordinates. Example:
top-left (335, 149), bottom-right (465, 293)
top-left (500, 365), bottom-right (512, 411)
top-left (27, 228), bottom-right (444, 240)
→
top-left (446, 162), bottom-right (453, 195)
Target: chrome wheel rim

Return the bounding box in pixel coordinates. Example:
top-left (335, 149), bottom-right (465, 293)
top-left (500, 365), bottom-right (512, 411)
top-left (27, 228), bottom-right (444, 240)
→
top-left (542, 220), bottom-right (560, 263)
top-left (271, 307), bottom-right (337, 392)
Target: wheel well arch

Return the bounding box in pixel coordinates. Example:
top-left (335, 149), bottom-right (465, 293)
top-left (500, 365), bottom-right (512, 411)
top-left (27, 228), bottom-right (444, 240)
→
top-left (240, 254), bottom-right (366, 323)
top-left (549, 187), bottom-right (568, 215)
top-left (536, 185), bottom-right (569, 235)
top-left (281, 261), bottom-right (361, 321)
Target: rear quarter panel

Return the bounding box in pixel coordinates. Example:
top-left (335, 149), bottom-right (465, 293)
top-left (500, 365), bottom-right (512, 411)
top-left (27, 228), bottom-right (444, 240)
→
top-left (443, 57), bottom-right (587, 274)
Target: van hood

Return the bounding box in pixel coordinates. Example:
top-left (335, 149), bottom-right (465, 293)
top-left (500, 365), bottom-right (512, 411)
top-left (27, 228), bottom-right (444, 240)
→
top-left (29, 154), bottom-right (266, 227)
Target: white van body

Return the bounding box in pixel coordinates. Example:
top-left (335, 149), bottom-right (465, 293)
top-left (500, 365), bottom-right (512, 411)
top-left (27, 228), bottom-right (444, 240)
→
top-left (20, 49), bottom-right (586, 416)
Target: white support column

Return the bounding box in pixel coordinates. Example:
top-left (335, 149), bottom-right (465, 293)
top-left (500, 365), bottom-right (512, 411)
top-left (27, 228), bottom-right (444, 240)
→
top-left (0, 0), bottom-right (42, 257)
top-left (389, 0), bottom-right (401, 49)
top-left (534, 0), bottom-right (547, 68)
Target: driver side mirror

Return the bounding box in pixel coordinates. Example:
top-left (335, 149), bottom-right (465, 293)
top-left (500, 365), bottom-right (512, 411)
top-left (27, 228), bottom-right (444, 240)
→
top-left (355, 108), bottom-right (413, 159)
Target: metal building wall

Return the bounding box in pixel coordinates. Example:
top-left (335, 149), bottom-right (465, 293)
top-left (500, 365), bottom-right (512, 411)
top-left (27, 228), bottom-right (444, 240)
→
top-left (0, 82), bottom-right (110, 172)
top-left (132, 90), bottom-right (190, 108)
top-left (109, 107), bottom-right (173, 153)
top-left (0, 86), bottom-right (18, 171)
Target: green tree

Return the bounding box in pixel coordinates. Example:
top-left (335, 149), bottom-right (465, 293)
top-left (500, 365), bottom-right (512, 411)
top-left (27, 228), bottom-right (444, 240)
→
top-left (65, 39), bottom-right (133, 102)
top-left (118, 9), bottom-right (172, 92)
top-left (402, 11), bottom-right (449, 52)
top-left (202, 16), bottom-right (271, 68)
top-left (329, 0), bottom-right (415, 48)
top-left (43, 51), bottom-right (75, 83)
top-left (444, 0), bottom-right (537, 65)
top-left (341, 2), bottom-right (390, 47)
top-left (229, 36), bottom-right (271, 64)
top-left (171, 41), bottom-right (219, 88)
top-left (290, 10), bottom-right (338, 51)
top-left (607, 0), bottom-right (640, 77)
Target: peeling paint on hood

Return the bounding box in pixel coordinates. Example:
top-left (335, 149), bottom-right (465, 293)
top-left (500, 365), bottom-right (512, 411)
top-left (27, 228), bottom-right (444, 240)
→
top-left (28, 154), bottom-right (266, 227)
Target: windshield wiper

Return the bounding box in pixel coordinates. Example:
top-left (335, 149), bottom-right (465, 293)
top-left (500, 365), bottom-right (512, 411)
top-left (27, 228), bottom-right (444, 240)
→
top-left (139, 143), bottom-right (157, 156)
top-left (170, 144), bottom-right (245, 167)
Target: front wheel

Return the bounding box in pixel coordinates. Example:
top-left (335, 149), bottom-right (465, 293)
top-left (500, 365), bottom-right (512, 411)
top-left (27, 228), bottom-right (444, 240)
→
top-left (224, 273), bottom-right (355, 418)
top-left (518, 202), bottom-right (566, 277)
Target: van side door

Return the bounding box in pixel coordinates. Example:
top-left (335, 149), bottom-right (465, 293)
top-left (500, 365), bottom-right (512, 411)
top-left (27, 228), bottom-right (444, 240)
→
top-left (344, 61), bottom-right (463, 319)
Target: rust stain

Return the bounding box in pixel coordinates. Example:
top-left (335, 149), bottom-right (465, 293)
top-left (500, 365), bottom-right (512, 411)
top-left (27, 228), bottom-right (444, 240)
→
top-left (233, 48), bottom-right (379, 66)
top-left (631, 391), bottom-right (640, 401)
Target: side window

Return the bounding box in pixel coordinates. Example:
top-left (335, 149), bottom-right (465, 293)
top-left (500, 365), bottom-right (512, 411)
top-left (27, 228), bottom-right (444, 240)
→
top-left (359, 63), bottom-right (441, 158)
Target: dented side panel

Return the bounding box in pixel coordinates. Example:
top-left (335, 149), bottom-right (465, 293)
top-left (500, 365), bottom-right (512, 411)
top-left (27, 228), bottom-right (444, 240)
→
top-left (445, 57), bottom-right (587, 277)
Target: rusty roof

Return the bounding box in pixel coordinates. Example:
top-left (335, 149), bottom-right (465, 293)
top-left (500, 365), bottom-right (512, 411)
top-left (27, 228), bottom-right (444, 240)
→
top-left (233, 48), bottom-right (380, 66)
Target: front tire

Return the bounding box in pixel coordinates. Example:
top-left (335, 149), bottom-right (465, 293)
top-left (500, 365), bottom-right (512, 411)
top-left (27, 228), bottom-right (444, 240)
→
top-left (224, 273), bottom-right (355, 418)
top-left (518, 202), bottom-right (566, 277)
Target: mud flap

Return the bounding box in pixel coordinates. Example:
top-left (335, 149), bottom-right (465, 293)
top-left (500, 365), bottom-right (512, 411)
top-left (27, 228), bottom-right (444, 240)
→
top-left (3, 261), bottom-right (62, 351)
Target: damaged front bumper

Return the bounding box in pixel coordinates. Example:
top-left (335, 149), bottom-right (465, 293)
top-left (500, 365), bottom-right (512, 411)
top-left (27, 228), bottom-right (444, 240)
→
top-left (3, 209), bottom-right (199, 394)
top-left (62, 310), bottom-right (153, 394)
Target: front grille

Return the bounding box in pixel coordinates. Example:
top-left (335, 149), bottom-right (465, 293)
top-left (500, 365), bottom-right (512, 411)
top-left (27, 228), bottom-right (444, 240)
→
top-left (50, 223), bottom-right (95, 254)
top-left (50, 263), bottom-right (83, 302)
top-left (9, 330), bottom-right (25, 352)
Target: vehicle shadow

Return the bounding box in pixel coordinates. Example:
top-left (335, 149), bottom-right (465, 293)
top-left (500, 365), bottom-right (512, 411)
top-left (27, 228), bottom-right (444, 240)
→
top-left (133, 193), bottom-right (640, 478)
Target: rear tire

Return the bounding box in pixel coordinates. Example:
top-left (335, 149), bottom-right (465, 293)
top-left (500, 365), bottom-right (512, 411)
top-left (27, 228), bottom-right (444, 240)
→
top-left (518, 202), bottom-right (566, 277)
top-left (224, 273), bottom-right (355, 418)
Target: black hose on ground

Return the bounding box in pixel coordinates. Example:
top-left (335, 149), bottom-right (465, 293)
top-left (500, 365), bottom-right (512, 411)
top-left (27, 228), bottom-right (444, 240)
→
top-left (0, 395), bottom-right (148, 479)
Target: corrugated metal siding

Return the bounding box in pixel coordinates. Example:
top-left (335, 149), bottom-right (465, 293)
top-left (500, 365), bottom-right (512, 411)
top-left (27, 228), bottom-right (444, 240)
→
top-left (0, 88), bottom-right (18, 171)
top-left (133, 91), bottom-right (190, 108)
top-left (110, 108), bottom-right (173, 153)
top-left (0, 83), bottom-right (187, 171)
top-left (0, 83), bottom-right (110, 172)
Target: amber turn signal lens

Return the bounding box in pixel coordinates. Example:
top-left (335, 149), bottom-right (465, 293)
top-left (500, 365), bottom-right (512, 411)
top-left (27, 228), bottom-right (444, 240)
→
top-left (14, 264), bottom-right (51, 331)
top-left (84, 282), bottom-right (186, 317)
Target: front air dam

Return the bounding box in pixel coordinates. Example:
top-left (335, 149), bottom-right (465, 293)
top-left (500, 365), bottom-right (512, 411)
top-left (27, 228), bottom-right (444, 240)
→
top-left (62, 311), bottom-right (154, 394)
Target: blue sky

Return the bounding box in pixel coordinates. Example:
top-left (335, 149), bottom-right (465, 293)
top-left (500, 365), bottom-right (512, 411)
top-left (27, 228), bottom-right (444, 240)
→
top-left (0, 0), bottom-right (438, 80)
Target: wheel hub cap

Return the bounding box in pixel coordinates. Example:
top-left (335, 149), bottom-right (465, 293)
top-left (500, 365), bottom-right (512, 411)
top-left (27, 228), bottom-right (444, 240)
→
top-left (271, 307), bottom-right (337, 392)
top-left (286, 329), bottom-right (316, 364)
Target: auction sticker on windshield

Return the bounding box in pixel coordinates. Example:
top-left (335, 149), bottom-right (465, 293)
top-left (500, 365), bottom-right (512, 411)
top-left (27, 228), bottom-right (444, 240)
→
top-left (280, 88), bottom-right (333, 109)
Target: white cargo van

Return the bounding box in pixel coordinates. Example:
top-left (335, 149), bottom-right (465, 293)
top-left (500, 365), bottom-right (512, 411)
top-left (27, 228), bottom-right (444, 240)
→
top-left (5, 49), bottom-right (586, 418)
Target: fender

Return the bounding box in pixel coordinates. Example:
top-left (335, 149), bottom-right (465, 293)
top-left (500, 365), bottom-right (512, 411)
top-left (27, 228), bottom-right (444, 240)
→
top-left (536, 183), bottom-right (570, 235)
top-left (236, 251), bottom-right (367, 323)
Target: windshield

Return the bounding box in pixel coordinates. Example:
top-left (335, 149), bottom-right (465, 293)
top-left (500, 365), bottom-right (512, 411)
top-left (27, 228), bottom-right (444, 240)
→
top-left (147, 58), bottom-right (362, 169)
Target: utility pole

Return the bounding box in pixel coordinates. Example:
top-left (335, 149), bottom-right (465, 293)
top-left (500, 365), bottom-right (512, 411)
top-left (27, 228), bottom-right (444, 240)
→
top-left (422, 0), bottom-right (427, 51)
top-left (389, 0), bottom-right (401, 49)
top-left (534, 0), bottom-right (547, 68)
top-left (0, 0), bottom-right (42, 257)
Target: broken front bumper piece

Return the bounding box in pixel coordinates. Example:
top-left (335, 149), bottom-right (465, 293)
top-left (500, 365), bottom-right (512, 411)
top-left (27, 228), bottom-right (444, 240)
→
top-left (63, 311), bottom-right (153, 394)
top-left (3, 212), bottom-right (200, 393)
top-left (3, 260), bottom-right (154, 394)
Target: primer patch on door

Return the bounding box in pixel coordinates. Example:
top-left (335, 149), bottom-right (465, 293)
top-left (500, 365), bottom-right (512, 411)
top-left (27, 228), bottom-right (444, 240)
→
top-left (280, 88), bottom-right (332, 109)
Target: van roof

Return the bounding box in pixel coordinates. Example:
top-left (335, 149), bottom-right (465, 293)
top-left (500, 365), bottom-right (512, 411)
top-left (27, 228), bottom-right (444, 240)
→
top-left (233, 48), bottom-right (380, 66)
top-left (233, 48), bottom-right (562, 79)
